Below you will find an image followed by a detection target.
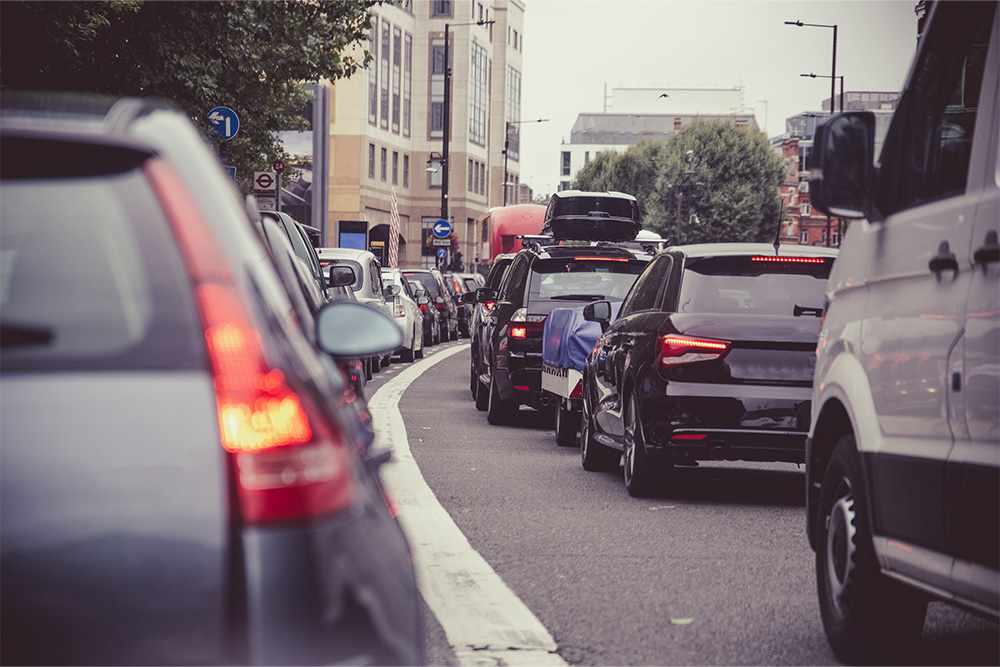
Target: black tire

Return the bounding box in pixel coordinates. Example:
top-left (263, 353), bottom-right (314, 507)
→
top-left (450, 324), bottom-right (459, 341)
top-left (816, 435), bottom-right (927, 665)
top-left (580, 387), bottom-right (619, 472)
top-left (475, 373), bottom-right (489, 412)
top-left (400, 343), bottom-right (414, 363)
top-left (486, 372), bottom-right (518, 425)
top-left (470, 350), bottom-right (478, 397)
top-left (414, 324), bottom-right (423, 359)
top-left (364, 357), bottom-right (373, 381)
top-left (555, 400), bottom-right (580, 447)
top-left (623, 392), bottom-right (665, 497)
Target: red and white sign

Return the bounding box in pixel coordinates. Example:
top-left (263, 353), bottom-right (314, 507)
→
top-left (254, 171), bottom-right (276, 191)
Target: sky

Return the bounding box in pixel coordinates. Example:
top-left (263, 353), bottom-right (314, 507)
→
top-left (517, 0), bottom-right (921, 195)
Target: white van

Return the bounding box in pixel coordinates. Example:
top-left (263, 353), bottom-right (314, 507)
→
top-left (805, 2), bottom-right (998, 663)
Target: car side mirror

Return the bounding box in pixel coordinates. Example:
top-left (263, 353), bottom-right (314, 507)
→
top-left (316, 301), bottom-right (403, 357)
top-left (417, 296), bottom-right (430, 306)
top-left (475, 287), bottom-right (497, 304)
top-left (383, 283), bottom-right (401, 298)
top-left (808, 111), bottom-right (875, 220)
top-left (583, 300), bottom-right (612, 333)
top-left (461, 291), bottom-right (477, 305)
top-left (328, 265), bottom-right (356, 288)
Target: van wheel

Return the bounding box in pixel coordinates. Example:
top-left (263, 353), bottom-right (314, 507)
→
top-left (816, 435), bottom-right (927, 664)
top-left (486, 373), bottom-right (518, 425)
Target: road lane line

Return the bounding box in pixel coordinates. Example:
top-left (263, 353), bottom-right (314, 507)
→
top-left (370, 344), bottom-right (567, 666)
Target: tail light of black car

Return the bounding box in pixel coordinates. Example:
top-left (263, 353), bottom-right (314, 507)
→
top-left (508, 307), bottom-right (546, 340)
top-left (658, 334), bottom-right (731, 367)
top-left (149, 159), bottom-right (353, 525)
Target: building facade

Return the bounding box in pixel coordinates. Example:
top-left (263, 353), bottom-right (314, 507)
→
top-left (315, 0), bottom-right (527, 269)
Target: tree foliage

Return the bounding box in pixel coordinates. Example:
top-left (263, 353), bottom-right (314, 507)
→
top-left (572, 122), bottom-right (784, 244)
top-left (1, 0), bottom-right (378, 188)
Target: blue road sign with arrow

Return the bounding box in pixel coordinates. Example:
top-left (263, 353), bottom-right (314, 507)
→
top-left (432, 219), bottom-right (452, 238)
top-left (207, 106), bottom-right (240, 141)
top-left (437, 248), bottom-right (448, 259)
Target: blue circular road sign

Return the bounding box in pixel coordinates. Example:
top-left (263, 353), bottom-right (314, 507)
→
top-left (437, 248), bottom-right (448, 259)
top-left (207, 106), bottom-right (240, 141)
top-left (432, 219), bottom-right (452, 238)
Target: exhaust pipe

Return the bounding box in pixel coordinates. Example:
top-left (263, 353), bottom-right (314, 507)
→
top-left (710, 444), bottom-right (726, 460)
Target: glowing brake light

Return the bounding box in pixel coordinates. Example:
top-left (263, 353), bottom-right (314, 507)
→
top-left (658, 334), bottom-right (730, 367)
top-left (147, 159), bottom-right (352, 524)
top-left (508, 307), bottom-right (545, 339)
top-left (751, 255), bottom-right (825, 264)
top-left (571, 256), bottom-right (630, 262)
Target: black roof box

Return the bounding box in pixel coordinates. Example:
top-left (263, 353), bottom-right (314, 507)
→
top-left (542, 190), bottom-right (642, 241)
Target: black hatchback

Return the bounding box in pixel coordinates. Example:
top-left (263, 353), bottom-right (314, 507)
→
top-left (579, 243), bottom-right (838, 496)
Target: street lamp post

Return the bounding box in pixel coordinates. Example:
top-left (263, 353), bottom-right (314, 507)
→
top-left (502, 118), bottom-right (548, 205)
top-left (800, 73), bottom-right (845, 112)
top-left (441, 19), bottom-right (494, 222)
top-left (785, 20), bottom-right (838, 114)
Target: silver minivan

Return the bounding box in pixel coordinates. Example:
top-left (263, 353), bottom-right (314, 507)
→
top-left (805, 2), bottom-right (999, 663)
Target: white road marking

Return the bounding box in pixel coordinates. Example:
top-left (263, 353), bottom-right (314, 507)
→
top-left (370, 344), bottom-right (567, 666)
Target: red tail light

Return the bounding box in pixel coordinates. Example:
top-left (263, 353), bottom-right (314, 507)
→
top-left (658, 334), bottom-right (730, 367)
top-left (147, 159), bottom-right (352, 525)
top-left (419, 303), bottom-right (428, 314)
top-left (393, 299), bottom-right (406, 318)
top-left (509, 308), bottom-right (546, 339)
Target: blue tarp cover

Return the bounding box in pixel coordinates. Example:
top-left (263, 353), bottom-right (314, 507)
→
top-left (542, 304), bottom-right (621, 371)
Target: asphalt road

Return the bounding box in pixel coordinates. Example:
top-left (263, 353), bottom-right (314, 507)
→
top-left (367, 341), bottom-right (999, 666)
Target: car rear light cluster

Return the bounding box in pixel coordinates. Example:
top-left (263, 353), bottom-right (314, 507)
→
top-left (751, 255), bottom-right (825, 264)
top-left (658, 334), bottom-right (730, 367)
top-left (509, 308), bottom-right (546, 339)
top-left (147, 159), bottom-right (352, 525)
top-left (393, 298), bottom-right (406, 318)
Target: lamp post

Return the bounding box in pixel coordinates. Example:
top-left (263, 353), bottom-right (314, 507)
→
top-left (800, 73), bottom-right (845, 112)
top-left (785, 20), bottom-right (838, 114)
top-left (502, 118), bottom-right (548, 205)
top-left (441, 19), bottom-right (494, 222)
top-left (671, 150), bottom-right (704, 244)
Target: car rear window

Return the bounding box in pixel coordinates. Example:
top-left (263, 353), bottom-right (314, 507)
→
top-left (527, 257), bottom-right (647, 313)
top-left (676, 255), bottom-right (834, 316)
top-left (0, 159), bottom-right (204, 371)
top-left (403, 271), bottom-right (441, 297)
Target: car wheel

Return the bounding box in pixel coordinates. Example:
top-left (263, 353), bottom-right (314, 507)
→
top-left (414, 325), bottom-right (424, 359)
top-left (555, 399), bottom-right (580, 447)
top-left (623, 393), bottom-right (665, 497)
top-left (450, 323), bottom-right (459, 341)
top-left (580, 387), bottom-right (619, 472)
top-left (487, 372), bottom-right (518, 425)
top-left (364, 357), bottom-right (373, 381)
top-left (475, 369), bottom-right (489, 412)
top-left (400, 342), bottom-right (414, 363)
top-left (470, 352), bottom-right (478, 397)
top-left (816, 435), bottom-right (928, 664)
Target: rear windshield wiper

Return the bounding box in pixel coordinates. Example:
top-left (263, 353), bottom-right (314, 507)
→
top-left (1, 322), bottom-right (55, 348)
top-left (793, 305), bottom-right (824, 318)
top-left (549, 294), bottom-right (606, 301)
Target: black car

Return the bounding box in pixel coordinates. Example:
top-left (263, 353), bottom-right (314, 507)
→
top-left (0, 93), bottom-right (420, 665)
top-left (467, 253), bottom-right (515, 405)
top-left (409, 279), bottom-right (441, 347)
top-left (402, 268), bottom-right (458, 342)
top-left (474, 239), bottom-right (654, 425)
top-left (579, 243), bottom-right (838, 497)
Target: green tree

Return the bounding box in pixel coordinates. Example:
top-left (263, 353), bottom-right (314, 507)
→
top-left (570, 122), bottom-right (783, 244)
top-left (0, 0), bottom-right (378, 188)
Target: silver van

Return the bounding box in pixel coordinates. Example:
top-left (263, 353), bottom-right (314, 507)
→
top-left (805, 2), bottom-right (998, 663)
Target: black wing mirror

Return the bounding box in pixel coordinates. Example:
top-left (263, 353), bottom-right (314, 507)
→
top-left (583, 300), bottom-right (612, 333)
top-left (808, 111), bottom-right (875, 220)
top-left (328, 264), bottom-right (356, 288)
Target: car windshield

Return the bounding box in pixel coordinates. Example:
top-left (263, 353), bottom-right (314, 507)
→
top-left (677, 255), bottom-right (834, 316)
top-left (527, 257), bottom-right (646, 314)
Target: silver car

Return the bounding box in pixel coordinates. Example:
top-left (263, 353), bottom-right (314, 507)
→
top-left (382, 267), bottom-right (424, 362)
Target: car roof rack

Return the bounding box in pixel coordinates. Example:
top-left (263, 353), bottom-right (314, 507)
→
top-left (518, 234), bottom-right (667, 255)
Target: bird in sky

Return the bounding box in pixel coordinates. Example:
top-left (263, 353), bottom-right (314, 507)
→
top-left (659, 93), bottom-right (670, 98)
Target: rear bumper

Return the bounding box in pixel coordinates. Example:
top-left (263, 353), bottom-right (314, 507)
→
top-left (494, 350), bottom-right (544, 407)
top-left (639, 381), bottom-right (812, 464)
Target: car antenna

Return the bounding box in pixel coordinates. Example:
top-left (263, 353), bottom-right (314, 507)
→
top-left (773, 199), bottom-right (783, 256)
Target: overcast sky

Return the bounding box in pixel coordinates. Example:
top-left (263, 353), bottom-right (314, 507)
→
top-left (517, 0), bottom-right (920, 195)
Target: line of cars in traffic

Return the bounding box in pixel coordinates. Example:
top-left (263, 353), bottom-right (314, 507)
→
top-left (0, 92), bottom-right (423, 665)
top-left (462, 5), bottom-right (999, 655)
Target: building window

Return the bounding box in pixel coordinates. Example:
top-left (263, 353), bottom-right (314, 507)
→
top-left (801, 202), bottom-right (811, 216)
top-left (403, 33), bottom-right (412, 137)
top-left (380, 147), bottom-right (388, 181)
top-left (432, 0), bottom-right (451, 17)
top-left (561, 151), bottom-right (571, 176)
top-left (392, 151), bottom-right (399, 185)
top-left (368, 143), bottom-right (376, 178)
top-left (430, 40), bottom-right (445, 138)
top-left (392, 27), bottom-right (401, 134)
top-left (403, 155), bottom-right (410, 187)
top-left (800, 230), bottom-right (809, 244)
top-left (367, 22), bottom-right (378, 126)
top-left (468, 159), bottom-right (474, 191)
top-left (798, 180), bottom-right (809, 192)
top-left (584, 151), bottom-right (590, 164)
top-left (513, 29), bottom-right (518, 50)
top-left (469, 42), bottom-right (488, 145)
top-left (473, 160), bottom-right (480, 193)
top-left (559, 181), bottom-right (570, 192)
top-left (380, 20), bottom-right (390, 130)
top-left (480, 163), bottom-right (486, 195)
top-left (505, 67), bottom-right (521, 159)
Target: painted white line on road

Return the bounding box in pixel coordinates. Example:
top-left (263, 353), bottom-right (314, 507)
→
top-left (369, 344), bottom-right (567, 667)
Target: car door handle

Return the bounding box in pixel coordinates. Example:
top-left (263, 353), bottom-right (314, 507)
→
top-left (928, 240), bottom-right (958, 276)
top-left (973, 230), bottom-right (999, 271)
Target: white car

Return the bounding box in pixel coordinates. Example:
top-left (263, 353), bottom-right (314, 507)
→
top-left (805, 2), bottom-right (999, 663)
top-left (381, 267), bottom-right (424, 362)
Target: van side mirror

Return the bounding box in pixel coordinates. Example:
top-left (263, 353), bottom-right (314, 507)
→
top-left (328, 264), bottom-right (356, 288)
top-left (808, 111), bottom-right (875, 220)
